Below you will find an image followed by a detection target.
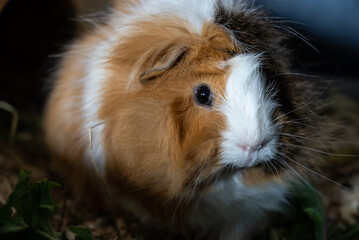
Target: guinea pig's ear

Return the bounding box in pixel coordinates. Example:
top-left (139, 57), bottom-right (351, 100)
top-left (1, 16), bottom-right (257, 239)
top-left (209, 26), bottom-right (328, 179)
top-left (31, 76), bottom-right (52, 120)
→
top-left (138, 46), bottom-right (188, 85)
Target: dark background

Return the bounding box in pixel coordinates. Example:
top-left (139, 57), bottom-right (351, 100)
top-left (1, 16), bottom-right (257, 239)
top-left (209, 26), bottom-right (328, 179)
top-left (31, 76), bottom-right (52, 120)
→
top-left (261, 0), bottom-right (359, 101)
top-left (0, 0), bottom-right (358, 125)
top-left (0, 0), bottom-right (76, 111)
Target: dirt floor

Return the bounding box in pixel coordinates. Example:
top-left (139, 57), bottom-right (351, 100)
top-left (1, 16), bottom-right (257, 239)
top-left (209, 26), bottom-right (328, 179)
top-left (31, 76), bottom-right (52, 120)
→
top-left (0, 114), bottom-right (152, 240)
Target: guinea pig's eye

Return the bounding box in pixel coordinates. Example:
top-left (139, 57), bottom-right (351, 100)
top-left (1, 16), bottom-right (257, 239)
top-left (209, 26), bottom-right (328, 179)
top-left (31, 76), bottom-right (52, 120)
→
top-left (194, 84), bottom-right (213, 107)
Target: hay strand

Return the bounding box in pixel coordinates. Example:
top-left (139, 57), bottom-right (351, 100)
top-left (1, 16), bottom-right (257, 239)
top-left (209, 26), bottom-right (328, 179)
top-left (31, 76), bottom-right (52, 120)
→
top-left (88, 122), bottom-right (122, 240)
top-left (0, 101), bottom-right (19, 145)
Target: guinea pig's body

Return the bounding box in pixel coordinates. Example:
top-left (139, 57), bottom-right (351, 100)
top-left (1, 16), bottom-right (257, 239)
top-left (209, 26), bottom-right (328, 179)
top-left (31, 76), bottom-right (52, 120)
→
top-left (45, 0), bottom-right (334, 239)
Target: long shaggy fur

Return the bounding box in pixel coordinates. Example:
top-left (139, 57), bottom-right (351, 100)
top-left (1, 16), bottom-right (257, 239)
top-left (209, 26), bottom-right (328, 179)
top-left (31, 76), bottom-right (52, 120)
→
top-left (44, 0), bottom-right (339, 239)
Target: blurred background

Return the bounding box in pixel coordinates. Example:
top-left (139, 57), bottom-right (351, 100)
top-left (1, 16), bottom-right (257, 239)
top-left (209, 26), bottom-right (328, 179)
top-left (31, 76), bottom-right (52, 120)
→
top-left (0, 0), bottom-right (358, 111)
top-left (260, 0), bottom-right (359, 101)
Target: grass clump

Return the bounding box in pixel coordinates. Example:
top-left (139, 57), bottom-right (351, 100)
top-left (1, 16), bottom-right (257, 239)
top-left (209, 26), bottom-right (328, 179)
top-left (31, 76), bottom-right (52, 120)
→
top-left (0, 170), bottom-right (96, 240)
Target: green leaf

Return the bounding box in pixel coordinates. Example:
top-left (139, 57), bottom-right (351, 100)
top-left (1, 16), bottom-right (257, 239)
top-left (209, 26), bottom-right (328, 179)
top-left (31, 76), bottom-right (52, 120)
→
top-left (70, 226), bottom-right (96, 240)
top-left (30, 179), bottom-right (61, 239)
top-left (0, 217), bottom-right (28, 235)
top-left (0, 203), bottom-right (13, 223)
top-left (304, 207), bottom-right (324, 240)
top-left (5, 170), bottom-right (32, 224)
top-left (0, 170), bottom-right (95, 240)
top-left (0, 170), bottom-right (61, 239)
top-left (35, 229), bottom-right (62, 240)
top-left (291, 181), bottom-right (325, 240)
top-left (260, 180), bottom-right (326, 240)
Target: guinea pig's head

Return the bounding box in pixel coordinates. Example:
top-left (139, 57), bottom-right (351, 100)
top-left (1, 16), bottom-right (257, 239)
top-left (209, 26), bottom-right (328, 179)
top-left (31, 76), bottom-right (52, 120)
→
top-left (101, 1), bottom-right (328, 217)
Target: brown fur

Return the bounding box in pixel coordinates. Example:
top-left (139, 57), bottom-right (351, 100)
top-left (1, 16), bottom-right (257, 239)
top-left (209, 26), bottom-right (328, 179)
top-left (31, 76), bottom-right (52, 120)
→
top-left (44, 1), bottom-right (339, 233)
top-left (100, 19), bottom-right (238, 220)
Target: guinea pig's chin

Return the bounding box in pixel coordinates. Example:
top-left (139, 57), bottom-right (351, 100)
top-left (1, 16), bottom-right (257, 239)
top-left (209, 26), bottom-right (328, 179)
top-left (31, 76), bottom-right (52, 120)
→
top-left (219, 138), bottom-right (278, 169)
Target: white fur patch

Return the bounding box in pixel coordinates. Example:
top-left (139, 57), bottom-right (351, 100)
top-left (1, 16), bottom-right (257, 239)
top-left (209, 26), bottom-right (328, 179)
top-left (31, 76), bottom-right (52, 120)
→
top-left (81, 42), bottom-right (110, 174)
top-left (220, 54), bottom-right (278, 168)
top-left (116, 0), bottom-right (216, 34)
top-left (111, 0), bottom-right (246, 35)
top-left (190, 173), bottom-right (288, 239)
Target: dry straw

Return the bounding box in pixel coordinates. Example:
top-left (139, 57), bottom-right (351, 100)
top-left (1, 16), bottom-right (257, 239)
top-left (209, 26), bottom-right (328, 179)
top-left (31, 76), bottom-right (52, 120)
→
top-left (0, 101), bottom-right (19, 145)
top-left (88, 122), bottom-right (122, 240)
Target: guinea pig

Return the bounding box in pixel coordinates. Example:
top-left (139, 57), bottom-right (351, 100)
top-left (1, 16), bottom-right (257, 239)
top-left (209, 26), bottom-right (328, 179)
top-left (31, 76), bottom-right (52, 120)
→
top-left (44, 0), bottom-right (337, 239)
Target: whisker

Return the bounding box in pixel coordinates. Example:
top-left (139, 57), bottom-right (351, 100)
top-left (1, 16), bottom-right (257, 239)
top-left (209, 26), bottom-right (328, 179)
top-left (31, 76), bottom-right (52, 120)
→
top-left (264, 161), bottom-right (279, 175)
top-left (277, 152), bottom-right (352, 191)
top-left (278, 20), bottom-right (308, 26)
top-left (264, 16), bottom-right (309, 27)
top-left (275, 157), bottom-right (318, 192)
top-left (279, 143), bottom-right (359, 157)
top-left (284, 116), bottom-right (326, 122)
top-left (278, 132), bottom-right (323, 144)
top-left (279, 25), bottom-right (320, 53)
top-left (263, 161), bottom-right (272, 174)
top-left (273, 79), bottom-right (332, 123)
top-left (274, 120), bottom-right (316, 129)
top-left (273, 156), bottom-right (307, 184)
top-left (268, 72), bottom-right (320, 80)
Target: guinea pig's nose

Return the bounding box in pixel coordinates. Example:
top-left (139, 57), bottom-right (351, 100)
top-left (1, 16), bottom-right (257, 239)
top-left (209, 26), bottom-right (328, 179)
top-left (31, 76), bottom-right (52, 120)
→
top-left (237, 143), bottom-right (263, 153)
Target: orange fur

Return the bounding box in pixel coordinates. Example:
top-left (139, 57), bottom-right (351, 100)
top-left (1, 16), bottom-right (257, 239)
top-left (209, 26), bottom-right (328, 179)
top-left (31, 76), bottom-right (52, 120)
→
top-left (44, 4), bottom-right (297, 220)
top-left (100, 19), bottom-right (237, 218)
top-left (44, 11), bottom-right (239, 217)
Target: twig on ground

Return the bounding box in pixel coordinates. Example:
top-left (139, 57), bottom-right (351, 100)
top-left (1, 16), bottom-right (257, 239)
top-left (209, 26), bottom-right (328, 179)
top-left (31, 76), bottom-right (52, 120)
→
top-left (0, 101), bottom-right (19, 145)
top-left (0, 177), bottom-right (12, 205)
